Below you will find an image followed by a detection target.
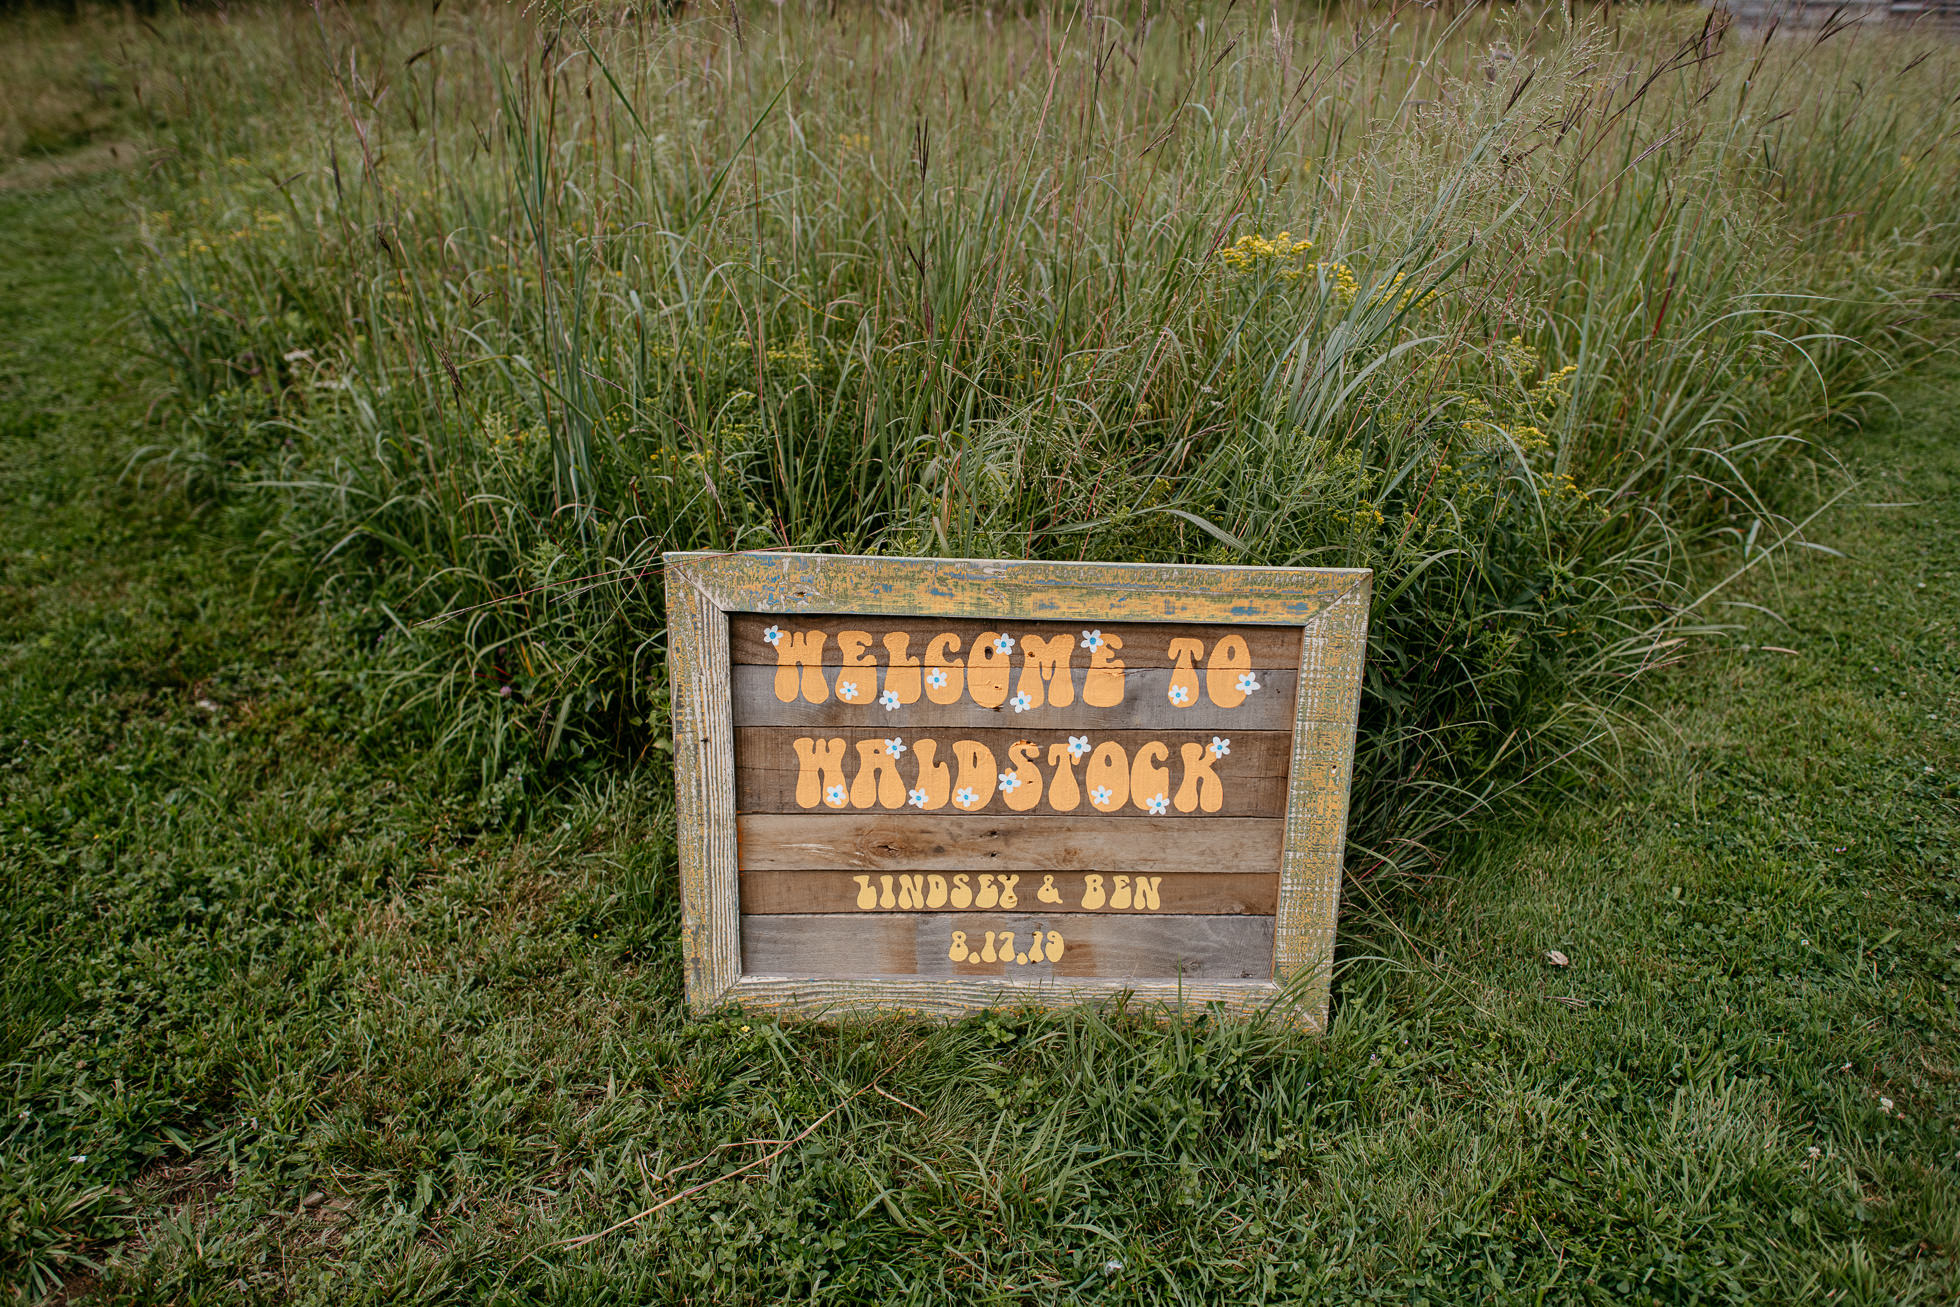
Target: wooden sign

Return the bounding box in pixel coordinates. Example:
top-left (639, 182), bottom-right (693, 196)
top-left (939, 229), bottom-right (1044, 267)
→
top-left (664, 552), bottom-right (1370, 1028)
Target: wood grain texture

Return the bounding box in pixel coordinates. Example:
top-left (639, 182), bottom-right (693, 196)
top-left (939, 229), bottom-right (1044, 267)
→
top-left (739, 871), bottom-right (1279, 915)
top-left (724, 976), bottom-right (1318, 1025)
top-left (741, 913), bottom-right (1275, 980)
top-left (735, 813), bottom-right (1285, 872)
top-left (668, 551), bottom-right (1368, 627)
top-left (665, 569), bottom-right (741, 1005)
top-left (730, 664), bottom-right (1297, 730)
top-left (733, 727), bottom-right (1292, 818)
top-left (665, 550), bottom-right (1369, 1028)
top-left (728, 614), bottom-right (1303, 668)
top-left (1270, 580), bottom-right (1372, 1020)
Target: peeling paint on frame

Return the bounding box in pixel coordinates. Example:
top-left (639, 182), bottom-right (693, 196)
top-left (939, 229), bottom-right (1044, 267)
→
top-left (664, 551), bottom-right (1371, 1029)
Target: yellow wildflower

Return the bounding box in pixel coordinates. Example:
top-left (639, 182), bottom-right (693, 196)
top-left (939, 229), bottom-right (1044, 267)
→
top-left (1219, 231), bottom-right (1315, 275)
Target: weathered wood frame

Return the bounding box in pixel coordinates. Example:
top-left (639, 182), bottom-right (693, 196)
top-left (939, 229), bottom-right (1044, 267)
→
top-left (664, 551), bottom-right (1371, 1029)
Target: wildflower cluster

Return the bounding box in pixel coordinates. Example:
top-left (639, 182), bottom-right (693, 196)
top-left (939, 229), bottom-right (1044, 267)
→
top-left (1541, 470), bottom-right (1592, 507)
top-left (1369, 269), bottom-right (1439, 313)
top-left (1218, 230), bottom-right (1314, 274)
top-left (733, 334), bottom-right (822, 370)
top-left (1457, 337), bottom-right (1581, 453)
top-left (1217, 235), bottom-right (1435, 313)
top-left (1307, 260), bottom-right (1361, 304)
top-left (1408, 335), bottom-right (1609, 528)
top-left (481, 412), bottom-right (547, 454)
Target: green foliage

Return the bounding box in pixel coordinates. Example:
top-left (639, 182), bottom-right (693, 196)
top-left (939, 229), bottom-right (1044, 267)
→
top-left (3, 151), bottom-right (1958, 1305)
top-left (2, 7), bottom-right (1959, 1304)
top-left (110, 1), bottom-right (1960, 870)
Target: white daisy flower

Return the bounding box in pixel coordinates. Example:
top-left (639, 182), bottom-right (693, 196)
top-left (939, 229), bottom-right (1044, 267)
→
top-left (998, 771), bottom-right (1021, 793)
top-left (1146, 793), bottom-right (1170, 815)
top-left (1080, 629), bottom-right (1103, 651)
top-left (1090, 785), bottom-right (1113, 806)
top-left (954, 786), bottom-right (978, 807)
top-left (1067, 735), bottom-right (1090, 760)
top-left (1236, 672), bottom-right (1260, 694)
top-left (907, 788), bottom-right (929, 808)
top-left (762, 625), bottom-right (783, 645)
top-left (879, 689), bottom-right (902, 710)
top-left (1010, 691), bottom-right (1033, 713)
top-left (1209, 736), bottom-right (1231, 757)
top-left (1168, 684), bottom-right (1191, 706)
top-left (837, 680), bottom-right (859, 701)
top-left (993, 634), bottom-right (1015, 654)
top-left (926, 668), bottom-right (948, 689)
top-left (824, 784), bottom-right (848, 807)
top-left (885, 737), bottom-right (907, 758)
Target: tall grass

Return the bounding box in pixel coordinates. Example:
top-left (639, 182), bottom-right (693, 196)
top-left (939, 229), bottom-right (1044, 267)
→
top-left (124, 0), bottom-right (1959, 876)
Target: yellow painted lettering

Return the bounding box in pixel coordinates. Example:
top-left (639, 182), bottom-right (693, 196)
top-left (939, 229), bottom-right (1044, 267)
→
top-left (950, 874), bottom-right (973, 909)
top-left (1046, 742), bottom-right (1082, 811)
top-left (1084, 634), bottom-right (1126, 707)
top-left (1004, 740), bottom-right (1043, 812)
top-left (923, 633), bottom-right (964, 704)
top-left (851, 740), bottom-right (907, 809)
top-left (998, 874), bottom-right (1019, 909)
top-left (1111, 875), bottom-right (1132, 910)
top-left (878, 874), bottom-right (895, 909)
top-left (897, 875), bottom-right (925, 910)
top-left (1037, 874), bottom-right (1061, 904)
top-left (1176, 741), bottom-right (1225, 813)
top-left (880, 631), bottom-right (922, 706)
top-left (1130, 741), bottom-right (1171, 811)
top-left (967, 632), bottom-right (1011, 708)
top-left (951, 739), bottom-right (998, 810)
top-left (1135, 876), bottom-right (1162, 911)
top-left (1085, 742), bottom-right (1129, 812)
top-left (853, 875), bottom-right (876, 910)
top-left (1166, 638), bottom-right (1204, 709)
top-left (975, 874), bottom-right (999, 909)
top-left (1206, 633), bottom-right (1251, 708)
top-left (912, 738), bottom-right (951, 809)
top-left (927, 874), bottom-right (948, 908)
top-left (836, 630), bottom-right (877, 703)
top-left (774, 630), bottom-right (829, 704)
top-left (1081, 873), bottom-right (1106, 910)
top-left (1017, 634), bottom-right (1075, 709)
top-left (792, 737), bottom-right (847, 808)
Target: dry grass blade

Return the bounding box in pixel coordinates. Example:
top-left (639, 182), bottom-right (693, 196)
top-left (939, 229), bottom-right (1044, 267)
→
top-left (506, 1083), bottom-right (875, 1279)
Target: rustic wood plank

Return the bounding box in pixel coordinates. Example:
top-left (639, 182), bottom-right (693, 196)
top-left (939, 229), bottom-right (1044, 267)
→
top-left (740, 913), bottom-right (1274, 980)
top-left (735, 813), bottom-right (1285, 872)
top-left (668, 551), bottom-right (1368, 627)
top-left (728, 614), bottom-right (1302, 668)
top-left (732, 727), bottom-right (1292, 818)
top-left (729, 664), bottom-right (1297, 730)
top-left (665, 568), bottom-right (741, 1006)
top-left (667, 550), bottom-right (1368, 1029)
top-left (1271, 579), bottom-right (1371, 1020)
top-left (723, 976), bottom-right (1315, 1026)
top-left (740, 871), bottom-right (1279, 915)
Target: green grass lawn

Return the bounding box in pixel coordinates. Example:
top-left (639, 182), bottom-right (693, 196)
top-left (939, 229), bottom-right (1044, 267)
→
top-left (2, 165), bottom-right (1956, 1304)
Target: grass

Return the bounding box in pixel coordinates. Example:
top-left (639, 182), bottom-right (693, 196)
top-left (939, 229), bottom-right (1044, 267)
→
top-left (2, 143), bottom-right (1957, 1306)
top-left (116, 0), bottom-right (1960, 869)
top-left (0, 1), bottom-right (1956, 1301)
